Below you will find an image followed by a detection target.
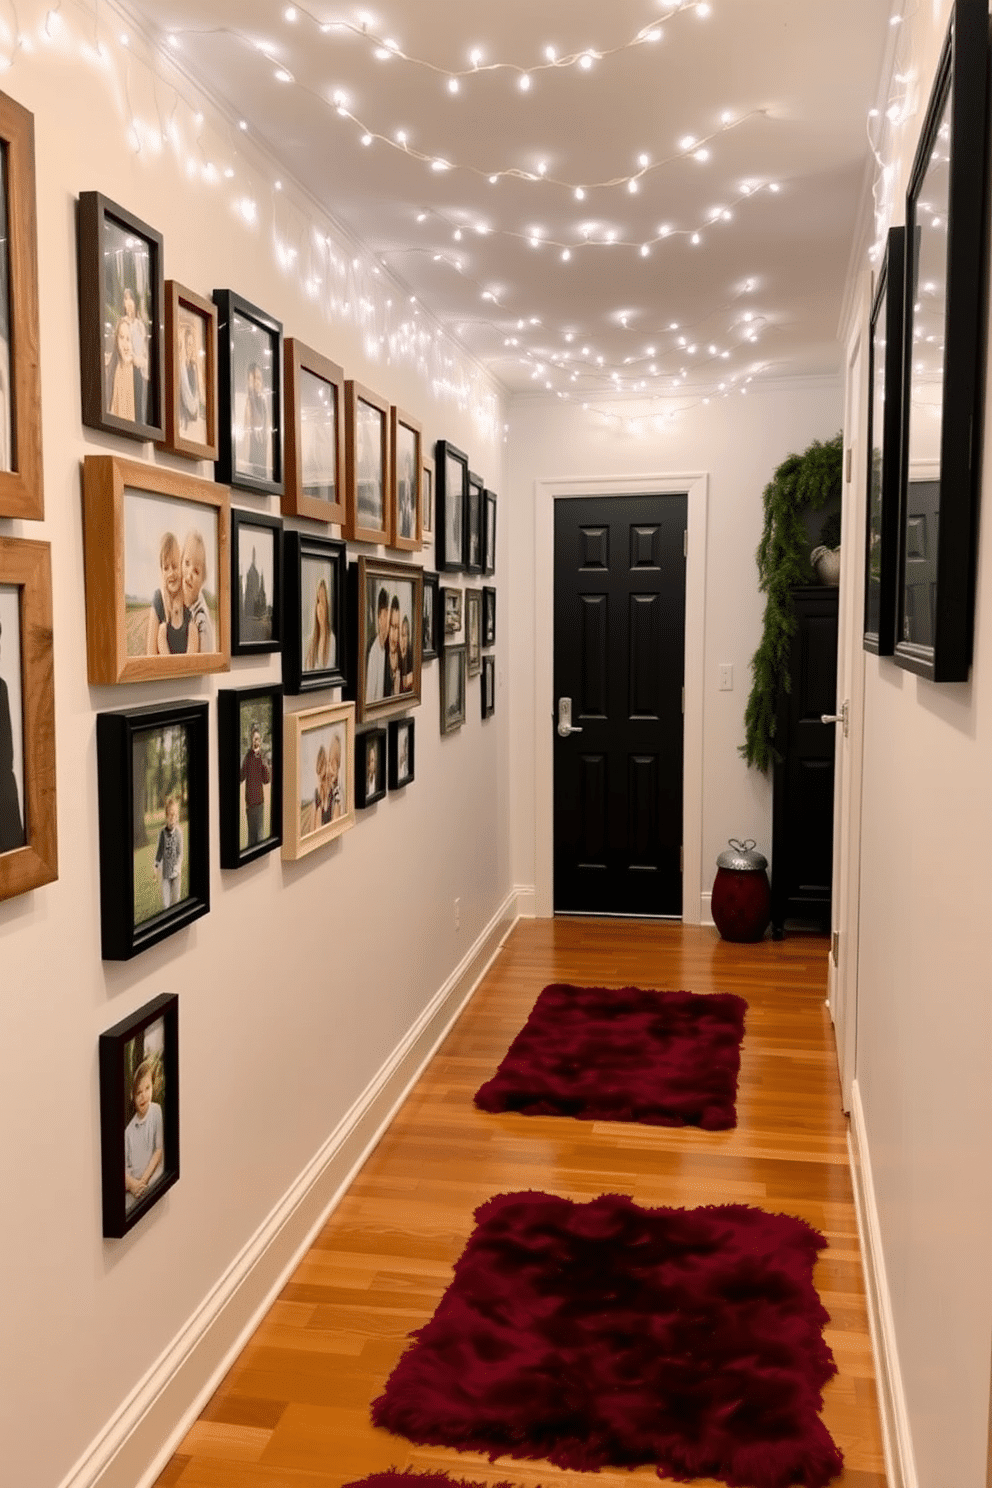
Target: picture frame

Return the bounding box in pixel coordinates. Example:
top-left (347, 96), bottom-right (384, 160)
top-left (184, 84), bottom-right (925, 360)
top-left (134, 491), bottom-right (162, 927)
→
top-left (441, 584), bottom-right (463, 642)
top-left (96, 700), bottom-right (210, 960)
top-left (388, 716), bottom-right (415, 789)
top-left (864, 227), bottom-right (904, 656)
top-left (895, 0), bottom-right (990, 681)
top-left (356, 727), bottom-right (387, 807)
top-left (481, 653), bottom-right (496, 719)
top-left (482, 585), bottom-right (496, 647)
top-left (440, 643), bottom-right (466, 734)
top-left (465, 471), bottom-right (484, 574)
top-left (99, 992), bottom-right (180, 1238)
top-left (0, 92), bottom-right (43, 520)
top-left (76, 191), bottom-right (165, 443)
top-left (483, 490), bottom-right (497, 575)
top-left (282, 531), bottom-right (346, 694)
top-left (284, 338), bottom-right (345, 524)
top-left (231, 507), bottom-right (281, 656)
top-left (390, 406), bottom-right (422, 551)
top-left (422, 454), bottom-right (435, 536)
top-left (159, 281), bottom-right (218, 461)
top-left (213, 288), bottom-right (284, 496)
top-left (217, 685), bottom-right (283, 868)
top-left (0, 538), bottom-right (57, 902)
top-left (422, 569), bottom-right (440, 661)
top-left (350, 555), bottom-right (423, 724)
top-left (435, 439), bottom-right (468, 572)
top-left (282, 699), bottom-right (355, 859)
top-left (344, 380), bottom-right (390, 544)
top-left (465, 586), bottom-right (482, 676)
top-left (82, 455), bottom-right (230, 684)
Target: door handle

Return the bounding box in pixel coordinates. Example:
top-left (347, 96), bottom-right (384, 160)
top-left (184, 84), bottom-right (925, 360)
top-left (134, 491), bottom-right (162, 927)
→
top-left (820, 700), bottom-right (849, 737)
top-left (557, 696), bottom-right (584, 737)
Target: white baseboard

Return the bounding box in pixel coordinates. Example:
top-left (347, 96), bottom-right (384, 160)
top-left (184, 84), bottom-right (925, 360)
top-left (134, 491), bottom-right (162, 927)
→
top-left (512, 882), bottom-right (537, 918)
top-left (59, 890), bottom-right (521, 1488)
top-left (698, 890), bottom-right (714, 927)
top-left (847, 1079), bottom-right (918, 1488)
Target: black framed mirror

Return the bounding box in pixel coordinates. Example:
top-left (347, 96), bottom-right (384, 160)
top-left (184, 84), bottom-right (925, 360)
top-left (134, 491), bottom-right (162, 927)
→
top-left (895, 0), bottom-right (989, 680)
top-left (865, 226), bottom-right (905, 655)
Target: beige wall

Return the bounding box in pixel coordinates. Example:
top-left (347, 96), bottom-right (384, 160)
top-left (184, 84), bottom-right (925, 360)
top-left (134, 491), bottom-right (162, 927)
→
top-left (0, 15), bottom-right (508, 1488)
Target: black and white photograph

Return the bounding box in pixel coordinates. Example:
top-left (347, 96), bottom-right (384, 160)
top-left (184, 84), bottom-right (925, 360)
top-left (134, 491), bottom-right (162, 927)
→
top-left (440, 642), bottom-right (466, 734)
top-left (0, 583), bottom-right (24, 854)
top-left (483, 585), bottom-right (496, 647)
top-left (124, 488), bottom-right (221, 660)
top-left (354, 556), bottom-right (423, 724)
top-left (233, 509), bottom-right (280, 654)
top-left (435, 439), bottom-right (468, 571)
top-left (285, 340), bottom-right (345, 524)
top-left (484, 490), bottom-right (497, 575)
top-left (357, 728), bottom-right (387, 807)
top-left (357, 398), bottom-right (385, 528)
top-left (99, 993), bottom-right (180, 1237)
top-left (481, 653), bottom-right (495, 719)
top-left (465, 587), bottom-right (482, 677)
top-left (422, 570), bottom-right (439, 660)
top-left (388, 716), bottom-right (415, 789)
top-left (422, 455), bottom-right (434, 536)
top-left (466, 473), bottom-right (484, 573)
top-left (442, 585), bottom-right (463, 638)
top-left (214, 290), bottom-right (283, 495)
top-left (391, 407), bottom-right (421, 551)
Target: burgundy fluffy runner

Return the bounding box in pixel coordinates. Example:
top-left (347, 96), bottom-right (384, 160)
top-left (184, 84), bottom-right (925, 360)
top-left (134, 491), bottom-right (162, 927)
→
top-left (474, 984), bottom-right (746, 1129)
top-left (371, 1190), bottom-right (843, 1488)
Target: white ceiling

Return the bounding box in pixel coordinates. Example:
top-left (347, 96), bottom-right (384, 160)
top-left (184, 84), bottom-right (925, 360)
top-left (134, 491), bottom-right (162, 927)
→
top-left (121, 0), bottom-right (894, 398)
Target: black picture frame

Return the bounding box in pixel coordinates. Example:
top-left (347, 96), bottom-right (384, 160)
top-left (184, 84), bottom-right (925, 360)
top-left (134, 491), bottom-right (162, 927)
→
top-left (96, 701), bottom-right (210, 960)
top-left (864, 226), bottom-right (905, 656)
top-left (356, 726), bottom-right (387, 807)
top-left (422, 570), bottom-right (440, 660)
top-left (217, 686), bottom-right (283, 868)
top-left (435, 439), bottom-right (468, 572)
top-left (76, 191), bottom-right (165, 442)
top-left (440, 642), bottom-right (466, 734)
top-left (465, 471), bottom-right (484, 574)
top-left (482, 585), bottom-right (496, 647)
top-left (282, 531), bottom-right (347, 695)
top-left (213, 288), bottom-right (284, 496)
top-left (483, 490), bottom-right (497, 575)
top-left (231, 508), bottom-right (282, 656)
top-left (481, 653), bottom-right (495, 719)
top-left (99, 992), bottom-right (180, 1238)
top-left (441, 584), bottom-right (463, 645)
top-left (895, 0), bottom-right (990, 680)
top-left (388, 716), bottom-right (415, 788)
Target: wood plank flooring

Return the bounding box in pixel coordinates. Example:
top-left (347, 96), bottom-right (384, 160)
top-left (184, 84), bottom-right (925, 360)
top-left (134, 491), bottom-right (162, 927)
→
top-left (155, 918), bottom-right (887, 1488)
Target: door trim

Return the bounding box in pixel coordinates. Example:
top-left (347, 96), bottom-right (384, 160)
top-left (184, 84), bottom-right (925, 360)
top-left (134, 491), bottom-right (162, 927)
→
top-left (533, 472), bottom-right (709, 921)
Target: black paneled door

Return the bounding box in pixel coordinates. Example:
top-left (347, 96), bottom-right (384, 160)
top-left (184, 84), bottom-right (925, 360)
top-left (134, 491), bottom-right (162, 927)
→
top-left (553, 494), bottom-right (687, 915)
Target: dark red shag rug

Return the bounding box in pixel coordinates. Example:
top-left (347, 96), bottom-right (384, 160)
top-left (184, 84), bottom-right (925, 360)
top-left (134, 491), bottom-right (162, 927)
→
top-left (474, 984), bottom-right (746, 1129)
top-left (343, 1474), bottom-right (518, 1488)
top-left (371, 1190), bottom-right (843, 1488)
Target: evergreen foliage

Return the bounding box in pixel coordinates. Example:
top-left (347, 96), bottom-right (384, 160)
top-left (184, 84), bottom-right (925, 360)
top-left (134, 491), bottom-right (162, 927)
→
top-left (741, 433), bottom-right (843, 771)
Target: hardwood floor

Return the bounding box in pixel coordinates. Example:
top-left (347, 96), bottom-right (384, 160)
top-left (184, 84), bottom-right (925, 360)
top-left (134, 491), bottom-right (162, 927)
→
top-left (155, 918), bottom-right (887, 1488)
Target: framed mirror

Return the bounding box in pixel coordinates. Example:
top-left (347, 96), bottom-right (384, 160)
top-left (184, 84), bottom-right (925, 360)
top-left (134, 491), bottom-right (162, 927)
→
top-left (895, 0), bottom-right (989, 680)
top-left (864, 226), bottom-right (904, 655)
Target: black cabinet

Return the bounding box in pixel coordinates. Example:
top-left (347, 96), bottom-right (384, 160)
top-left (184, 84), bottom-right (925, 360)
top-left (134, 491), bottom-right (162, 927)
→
top-left (770, 587), bottom-right (838, 937)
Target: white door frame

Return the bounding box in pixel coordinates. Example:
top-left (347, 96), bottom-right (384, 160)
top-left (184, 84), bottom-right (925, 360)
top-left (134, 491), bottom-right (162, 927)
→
top-left (533, 472), bottom-right (709, 921)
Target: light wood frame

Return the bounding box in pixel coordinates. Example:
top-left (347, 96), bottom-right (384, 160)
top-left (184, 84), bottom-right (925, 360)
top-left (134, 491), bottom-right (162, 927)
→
top-left (344, 380), bottom-right (390, 543)
top-left (284, 338), bottom-right (345, 524)
top-left (390, 406), bottom-right (422, 551)
top-left (0, 537), bottom-right (56, 901)
top-left (76, 191), bottom-right (165, 443)
top-left (159, 281), bottom-right (218, 461)
top-left (0, 92), bottom-right (43, 519)
top-left (82, 455), bottom-right (231, 684)
top-left (422, 454), bottom-right (434, 536)
top-left (282, 699), bottom-right (355, 859)
top-left (440, 642), bottom-right (466, 734)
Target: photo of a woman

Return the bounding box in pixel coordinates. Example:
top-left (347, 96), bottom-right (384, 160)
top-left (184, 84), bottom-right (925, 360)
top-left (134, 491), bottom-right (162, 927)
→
top-left (107, 318), bottom-right (135, 421)
top-left (301, 559), bottom-right (335, 674)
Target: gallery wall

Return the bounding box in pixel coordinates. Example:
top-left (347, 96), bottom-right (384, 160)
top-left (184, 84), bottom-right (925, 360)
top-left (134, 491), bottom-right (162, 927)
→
top-left (505, 379), bottom-right (843, 920)
top-left (0, 13), bottom-right (509, 1488)
top-left (845, 1), bottom-right (992, 1482)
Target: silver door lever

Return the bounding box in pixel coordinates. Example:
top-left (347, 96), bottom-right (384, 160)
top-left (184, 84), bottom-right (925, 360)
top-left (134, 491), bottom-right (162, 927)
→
top-left (557, 697), bottom-right (583, 737)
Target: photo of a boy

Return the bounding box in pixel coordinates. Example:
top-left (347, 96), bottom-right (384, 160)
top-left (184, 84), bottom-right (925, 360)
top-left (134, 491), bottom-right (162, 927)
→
top-left (181, 530), bottom-right (214, 653)
top-left (240, 720), bottom-right (271, 849)
top-left (153, 795), bottom-right (184, 909)
top-left (124, 1056), bottom-right (163, 1213)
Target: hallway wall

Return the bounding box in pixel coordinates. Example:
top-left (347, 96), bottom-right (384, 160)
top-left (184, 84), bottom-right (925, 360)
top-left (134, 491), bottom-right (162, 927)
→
top-left (845, 3), bottom-right (992, 1484)
top-left (0, 17), bottom-right (509, 1488)
top-left (506, 380), bottom-right (843, 918)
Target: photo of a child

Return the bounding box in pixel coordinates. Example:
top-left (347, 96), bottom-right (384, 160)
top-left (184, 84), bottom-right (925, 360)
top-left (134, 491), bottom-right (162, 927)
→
top-left (300, 722), bottom-right (344, 837)
top-left (123, 1016), bottom-right (166, 1214)
top-left (239, 697), bottom-right (273, 850)
top-left (103, 216), bottom-right (152, 425)
top-left (366, 738), bottom-right (378, 797)
top-left (132, 724), bottom-right (191, 928)
top-left (177, 314), bottom-right (207, 443)
top-left (124, 489), bottom-right (220, 659)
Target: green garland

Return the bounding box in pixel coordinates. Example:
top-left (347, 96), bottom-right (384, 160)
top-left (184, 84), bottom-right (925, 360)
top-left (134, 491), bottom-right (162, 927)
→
top-left (740, 433), bottom-right (843, 771)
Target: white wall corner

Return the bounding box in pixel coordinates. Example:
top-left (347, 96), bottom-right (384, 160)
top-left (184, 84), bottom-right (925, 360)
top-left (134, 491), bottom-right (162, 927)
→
top-left (847, 1079), bottom-right (918, 1488)
top-left (57, 891), bottom-right (521, 1488)
top-left (512, 883), bottom-right (537, 918)
top-left (698, 890), bottom-right (714, 927)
